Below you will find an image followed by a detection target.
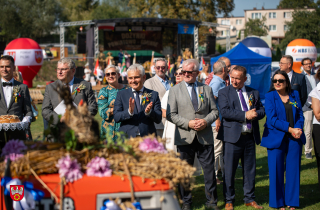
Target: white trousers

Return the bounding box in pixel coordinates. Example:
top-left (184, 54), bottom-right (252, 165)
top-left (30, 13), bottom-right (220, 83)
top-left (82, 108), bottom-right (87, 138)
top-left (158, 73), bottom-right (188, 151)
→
top-left (212, 126), bottom-right (224, 177)
top-left (303, 110), bottom-right (314, 154)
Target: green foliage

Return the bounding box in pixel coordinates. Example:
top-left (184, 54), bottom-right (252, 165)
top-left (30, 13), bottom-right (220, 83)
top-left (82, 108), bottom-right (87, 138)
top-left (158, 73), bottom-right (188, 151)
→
top-left (104, 129), bottom-right (134, 154)
top-left (128, 0), bottom-right (235, 22)
top-left (278, 0), bottom-right (317, 9)
top-left (91, 0), bottom-right (130, 20)
top-left (65, 129), bottom-right (77, 150)
top-left (279, 10), bottom-right (320, 49)
top-left (317, 55), bottom-right (320, 62)
top-left (272, 46), bottom-right (283, 61)
top-left (216, 44), bottom-right (226, 54)
top-left (244, 16), bottom-right (268, 37)
top-left (0, 0), bottom-right (63, 41)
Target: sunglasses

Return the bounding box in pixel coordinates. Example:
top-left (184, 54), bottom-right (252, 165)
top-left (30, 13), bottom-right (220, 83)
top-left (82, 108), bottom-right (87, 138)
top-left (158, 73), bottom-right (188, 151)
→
top-left (155, 66), bottom-right (166, 70)
top-left (174, 72), bottom-right (183, 76)
top-left (105, 72), bottom-right (117, 77)
top-left (182, 70), bottom-right (197, 75)
top-left (272, 79), bottom-right (285, 84)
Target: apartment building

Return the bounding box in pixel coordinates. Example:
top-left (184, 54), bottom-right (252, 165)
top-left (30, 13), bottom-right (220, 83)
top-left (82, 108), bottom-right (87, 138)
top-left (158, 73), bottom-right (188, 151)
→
top-left (216, 7), bottom-right (315, 44)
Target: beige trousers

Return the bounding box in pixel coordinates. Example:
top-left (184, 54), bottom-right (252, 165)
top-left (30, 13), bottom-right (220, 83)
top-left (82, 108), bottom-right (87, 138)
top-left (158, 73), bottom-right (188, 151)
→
top-left (212, 126), bottom-right (224, 177)
top-left (303, 110), bottom-right (314, 154)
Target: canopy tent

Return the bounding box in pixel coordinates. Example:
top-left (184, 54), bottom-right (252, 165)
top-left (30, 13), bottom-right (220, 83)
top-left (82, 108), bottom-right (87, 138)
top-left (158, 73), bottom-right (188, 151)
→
top-left (210, 42), bottom-right (271, 103)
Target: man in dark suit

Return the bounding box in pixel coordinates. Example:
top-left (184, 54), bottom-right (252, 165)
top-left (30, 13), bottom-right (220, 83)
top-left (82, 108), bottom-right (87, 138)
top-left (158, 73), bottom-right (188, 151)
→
top-left (279, 55), bottom-right (308, 105)
top-left (42, 58), bottom-right (97, 126)
top-left (218, 66), bottom-right (265, 210)
top-left (114, 64), bottom-right (161, 137)
top-left (0, 55), bottom-right (32, 143)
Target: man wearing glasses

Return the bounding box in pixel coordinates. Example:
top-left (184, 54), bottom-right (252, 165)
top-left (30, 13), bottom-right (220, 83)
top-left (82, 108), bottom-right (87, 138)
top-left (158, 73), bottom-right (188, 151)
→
top-left (167, 59), bottom-right (219, 210)
top-left (42, 58), bottom-right (97, 126)
top-left (301, 57), bottom-right (318, 159)
top-left (279, 55), bottom-right (307, 105)
top-left (144, 58), bottom-right (172, 137)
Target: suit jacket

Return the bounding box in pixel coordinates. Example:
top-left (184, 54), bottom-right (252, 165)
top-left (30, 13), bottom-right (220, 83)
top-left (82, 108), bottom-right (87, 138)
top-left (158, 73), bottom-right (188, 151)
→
top-left (113, 87), bottom-right (162, 138)
top-left (0, 80), bottom-right (32, 121)
top-left (144, 76), bottom-right (172, 130)
top-left (217, 85), bottom-right (265, 144)
top-left (291, 71), bottom-right (308, 106)
top-left (301, 71), bottom-right (318, 111)
top-left (261, 90), bottom-right (305, 149)
top-left (166, 81), bottom-right (218, 145)
top-left (42, 77), bottom-right (97, 125)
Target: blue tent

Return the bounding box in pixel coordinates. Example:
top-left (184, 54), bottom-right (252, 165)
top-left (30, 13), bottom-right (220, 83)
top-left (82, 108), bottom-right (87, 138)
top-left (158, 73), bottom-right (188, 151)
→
top-left (210, 42), bottom-right (271, 103)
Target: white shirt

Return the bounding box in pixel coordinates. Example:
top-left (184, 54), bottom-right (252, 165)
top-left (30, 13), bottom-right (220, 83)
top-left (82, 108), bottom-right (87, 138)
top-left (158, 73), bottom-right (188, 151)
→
top-left (68, 77), bottom-right (75, 93)
top-left (1, 78), bottom-right (31, 123)
top-left (308, 83), bottom-right (320, 125)
top-left (236, 86), bottom-right (252, 133)
top-left (84, 68), bottom-right (91, 81)
top-left (287, 70), bottom-right (293, 82)
top-left (128, 87), bottom-right (150, 116)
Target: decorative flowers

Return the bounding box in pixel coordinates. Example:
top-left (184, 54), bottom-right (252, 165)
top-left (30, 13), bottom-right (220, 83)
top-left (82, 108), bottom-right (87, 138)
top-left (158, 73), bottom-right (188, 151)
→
top-left (86, 157), bottom-right (112, 177)
top-left (289, 101), bottom-right (298, 109)
top-left (1, 140), bottom-right (26, 162)
top-left (72, 84), bottom-right (86, 95)
top-left (141, 92), bottom-right (152, 105)
top-left (199, 93), bottom-right (204, 102)
top-left (13, 86), bottom-right (21, 103)
top-left (56, 155), bottom-right (83, 183)
top-left (139, 137), bottom-right (167, 154)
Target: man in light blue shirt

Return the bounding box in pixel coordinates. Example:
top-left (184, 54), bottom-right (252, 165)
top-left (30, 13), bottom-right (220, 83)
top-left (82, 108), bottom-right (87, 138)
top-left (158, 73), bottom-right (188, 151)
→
top-left (208, 60), bottom-right (228, 184)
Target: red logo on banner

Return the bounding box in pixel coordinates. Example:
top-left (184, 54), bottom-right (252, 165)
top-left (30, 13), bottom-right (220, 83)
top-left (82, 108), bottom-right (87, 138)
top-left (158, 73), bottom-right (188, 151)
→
top-left (292, 48), bottom-right (297, 53)
top-left (35, 51), bottom-right (42, 63)
top-left (7, 51), bottom-right (16, 60)
top-left (10, 185), bottom-right (24, 201)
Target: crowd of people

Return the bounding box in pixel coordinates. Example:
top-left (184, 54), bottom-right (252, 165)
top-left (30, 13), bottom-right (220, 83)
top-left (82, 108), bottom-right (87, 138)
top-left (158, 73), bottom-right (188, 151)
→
top-left (0, 54), bottom-right (319, 210)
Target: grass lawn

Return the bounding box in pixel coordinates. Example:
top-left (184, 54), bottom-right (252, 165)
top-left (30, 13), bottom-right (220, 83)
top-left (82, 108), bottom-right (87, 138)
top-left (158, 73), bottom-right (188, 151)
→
top-left (30, 105), bottom-right (320, 209)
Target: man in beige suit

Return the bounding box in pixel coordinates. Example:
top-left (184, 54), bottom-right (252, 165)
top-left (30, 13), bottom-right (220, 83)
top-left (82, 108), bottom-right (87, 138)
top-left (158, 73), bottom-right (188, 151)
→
top-left (144, 58), bottom-right (172, 136)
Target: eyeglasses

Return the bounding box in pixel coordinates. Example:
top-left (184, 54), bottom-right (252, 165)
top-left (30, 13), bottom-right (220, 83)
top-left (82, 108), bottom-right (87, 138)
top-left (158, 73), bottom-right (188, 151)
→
top-left (303, 63), bottom-right (312, 65)
top-left (56, 68), bottom-right (70, 72)
top-left (279, 62), bottom-right (289, 65)
top-left (272, 79), bottom-right (285, 83)
top-left (182, 70), bottom-right (197, 75)
top-left (174, 72), bottom-right (183, 76)
top-left (155, 66), bottom-right (166, 70)
top-left (105, 72), bottom-right (117, 77)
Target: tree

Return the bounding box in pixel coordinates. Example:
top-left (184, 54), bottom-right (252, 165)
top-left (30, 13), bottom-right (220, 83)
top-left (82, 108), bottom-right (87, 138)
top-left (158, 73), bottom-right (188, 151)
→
top-left (91, 0), bottom-right (130, 20)
top-left (279, 10), bottom-right (320, 49)
top-left (0, 0), bottom-right (63, 42)
top-left (128, 0), bottom-right (235, 23)
top-left (278, 0), bottom-right (317, 9)
top-left (244, 16), bottom-right (268, 37)
top-left (58, 0), bottom-right (99, 21)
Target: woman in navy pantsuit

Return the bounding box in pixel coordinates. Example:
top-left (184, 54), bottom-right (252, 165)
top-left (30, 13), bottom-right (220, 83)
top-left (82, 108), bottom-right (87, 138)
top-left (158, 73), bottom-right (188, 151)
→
top-left (261, 70), bottom-right (306, 210)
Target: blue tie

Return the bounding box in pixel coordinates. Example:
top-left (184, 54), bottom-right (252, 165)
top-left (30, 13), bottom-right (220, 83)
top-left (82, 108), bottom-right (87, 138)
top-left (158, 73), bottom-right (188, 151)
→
top-left (191, 83), bottom-right (198, 111)
top-left (134, 91), bottom-right (141, 113)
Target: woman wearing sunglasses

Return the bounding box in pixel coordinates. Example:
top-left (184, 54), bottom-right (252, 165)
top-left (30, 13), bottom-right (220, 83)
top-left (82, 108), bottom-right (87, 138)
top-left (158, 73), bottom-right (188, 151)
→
top-left (98, 65), bottom-right (128, 141)
top-left (261, 70), bottom-right (305, 210)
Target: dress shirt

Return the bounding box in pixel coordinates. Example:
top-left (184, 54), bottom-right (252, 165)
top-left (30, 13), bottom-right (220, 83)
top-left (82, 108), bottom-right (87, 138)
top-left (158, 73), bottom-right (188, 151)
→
top-left (1, 78), bottom-right (32, 123)
top-left (208, 75), bottom-right (226, 126)
top-left (184, 81), bottom-right (200, 104)
top-left (155, 75), bottom-right (171, 91)
top-left (287, 70), bottom-right (293, 82)
top-left (308, 83), bottom-right (320, 125)
top-left (236, 86), bottom-right (252, 133)
top-left (302, 70), bottom-right (317, 90)
top-left (68, 77), bottom-right (75, 93)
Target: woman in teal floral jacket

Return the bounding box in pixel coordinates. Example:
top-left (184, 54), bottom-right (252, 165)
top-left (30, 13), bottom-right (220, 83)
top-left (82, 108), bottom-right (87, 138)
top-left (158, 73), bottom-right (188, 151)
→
top-left (98, 65), bottom-right (127, 140)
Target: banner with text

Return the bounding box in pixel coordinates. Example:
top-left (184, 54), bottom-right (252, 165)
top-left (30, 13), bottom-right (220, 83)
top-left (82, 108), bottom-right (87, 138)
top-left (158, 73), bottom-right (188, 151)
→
top-left (104, 31), bottom-right (162, 51)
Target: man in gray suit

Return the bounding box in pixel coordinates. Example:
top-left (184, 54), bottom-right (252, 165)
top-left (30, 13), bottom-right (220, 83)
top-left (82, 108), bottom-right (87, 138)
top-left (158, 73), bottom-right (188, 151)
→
top-left (42, 58), bottom-right (97, 126)
top-left (0, 55), bottom-right (32, 143)
top-left (144, 58), bottom-right (172, 137)
top-left (167, 59), bottom-right (219, 210)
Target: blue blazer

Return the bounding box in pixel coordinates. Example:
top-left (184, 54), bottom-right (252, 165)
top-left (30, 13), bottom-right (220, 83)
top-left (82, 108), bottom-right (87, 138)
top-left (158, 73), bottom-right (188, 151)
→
top-left (113, 87), bottom-right (162, 138)
top-left (261, 90), bottom-right (306, 149)
top-left (217, 85), bottom-right (265, 144)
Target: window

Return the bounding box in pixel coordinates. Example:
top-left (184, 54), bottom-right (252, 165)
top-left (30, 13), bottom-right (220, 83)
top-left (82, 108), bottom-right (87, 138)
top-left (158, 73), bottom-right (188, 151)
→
top-left (284, 25), bottom-right (288, 31)
top-left (221, 20), bottom-right (230, 25)
top-left (251, 13), bottom-right (261, 19)
top-left (269, 12), bottom-right (276, 18)
top-left (236, 19), bottom-right (242, 25)
top-left (284, 12), bottom-right (291, 18)
top-left (269, 25), bottom-right (277, 31)
top-left (221, 30), bottom-right (230, 36)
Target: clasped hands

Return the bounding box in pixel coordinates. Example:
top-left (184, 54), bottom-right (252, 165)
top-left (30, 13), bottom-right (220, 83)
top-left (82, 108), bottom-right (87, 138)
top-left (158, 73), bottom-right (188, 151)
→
top-left (246, 108), bottom-right (258, 120)
top-left (188, 118), bottom-right (207, 131)
top-left (129, 97), bottom-right (153, 114)
top-left (289, 127), bottom-right (302, 139)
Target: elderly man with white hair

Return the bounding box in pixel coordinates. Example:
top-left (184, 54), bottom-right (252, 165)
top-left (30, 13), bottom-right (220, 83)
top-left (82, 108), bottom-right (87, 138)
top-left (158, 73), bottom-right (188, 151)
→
top-left (114, 64), bottom-right (162, 138)
top-left (167, 59), bottom-right (219, 210)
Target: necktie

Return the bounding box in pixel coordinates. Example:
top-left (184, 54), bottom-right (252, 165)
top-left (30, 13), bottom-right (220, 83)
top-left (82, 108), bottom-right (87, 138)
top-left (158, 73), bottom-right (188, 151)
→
top-left (134, 91), bottom-right (141, 113)
top-left (3, 82), bottom-right (13, 87)
top-left (191, 83), bottom-right (198, 111)
top-left (238, 89), bottom-right (251, 129)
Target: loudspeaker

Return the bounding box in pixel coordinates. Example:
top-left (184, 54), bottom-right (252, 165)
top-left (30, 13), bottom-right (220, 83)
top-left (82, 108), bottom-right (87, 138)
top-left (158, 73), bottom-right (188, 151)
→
top-left (206, 36), bottom-right (216, 55)
top-left (77, 32), bottom-right (86, 54)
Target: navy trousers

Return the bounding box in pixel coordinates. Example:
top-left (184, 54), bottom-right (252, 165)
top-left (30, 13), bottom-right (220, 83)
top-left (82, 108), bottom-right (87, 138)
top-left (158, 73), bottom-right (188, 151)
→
top-left (177, 137), bottom-right (218, 206)
top-left (267, 136), bottom-right (302, 208)
top-left (223, 133), bottom-right (256, 204)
